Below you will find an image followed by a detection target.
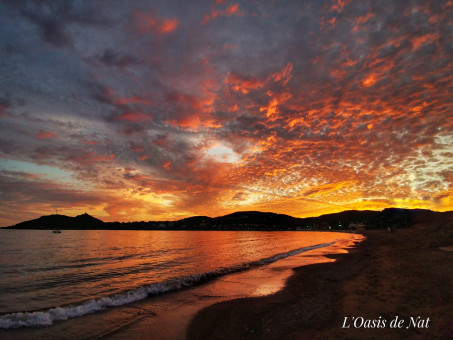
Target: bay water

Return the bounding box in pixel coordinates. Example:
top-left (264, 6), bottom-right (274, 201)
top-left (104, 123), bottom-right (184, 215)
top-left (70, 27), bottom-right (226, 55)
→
top-left (0, 229), bottom-right (360, 331)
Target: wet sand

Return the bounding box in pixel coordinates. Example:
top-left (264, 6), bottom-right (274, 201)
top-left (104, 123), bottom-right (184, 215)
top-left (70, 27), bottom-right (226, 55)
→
top-left (188, 220), bottom-right (453, 339)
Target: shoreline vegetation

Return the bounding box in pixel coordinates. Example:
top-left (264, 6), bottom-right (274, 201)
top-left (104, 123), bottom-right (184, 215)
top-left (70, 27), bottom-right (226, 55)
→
top-left (187, 213), bottom-right (453, 339)
top-left (3, 208), bottom-right (452, 232)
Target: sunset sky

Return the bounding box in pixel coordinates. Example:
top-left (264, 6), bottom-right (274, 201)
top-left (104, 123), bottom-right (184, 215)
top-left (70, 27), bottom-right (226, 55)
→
top-left (0, 0), bottom-right (452, 226)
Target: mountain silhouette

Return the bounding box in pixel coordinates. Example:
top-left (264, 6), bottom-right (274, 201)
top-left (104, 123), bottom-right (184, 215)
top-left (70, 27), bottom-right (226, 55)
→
top-left (4, 209), bottom-right (452, 231)
top-left (8, 213), bottom-right (104, 230)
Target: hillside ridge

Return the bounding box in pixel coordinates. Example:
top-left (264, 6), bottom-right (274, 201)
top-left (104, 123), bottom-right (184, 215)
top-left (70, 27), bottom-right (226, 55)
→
top-left (4, 208), bottom-right (452, 231)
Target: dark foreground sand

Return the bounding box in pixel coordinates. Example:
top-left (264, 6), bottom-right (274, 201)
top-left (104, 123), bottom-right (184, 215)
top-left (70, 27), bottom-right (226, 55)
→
top-left (188, 218), bottom-right (453, 339)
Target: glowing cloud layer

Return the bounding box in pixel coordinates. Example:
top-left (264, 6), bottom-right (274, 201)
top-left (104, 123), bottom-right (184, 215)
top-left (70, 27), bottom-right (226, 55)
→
top-left (0, 0), bottom-right (452, 226)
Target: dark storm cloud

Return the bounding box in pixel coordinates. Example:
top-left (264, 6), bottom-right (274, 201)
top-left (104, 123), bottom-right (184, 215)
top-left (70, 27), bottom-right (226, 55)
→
top-left (0, 98), bottom-right (11, 118)
top-left (14, 0), bottom-right (112, 47)
top-left (21, 6), bottom-right (72, 47)
top-left (97, 49), bottom-right (139, 67)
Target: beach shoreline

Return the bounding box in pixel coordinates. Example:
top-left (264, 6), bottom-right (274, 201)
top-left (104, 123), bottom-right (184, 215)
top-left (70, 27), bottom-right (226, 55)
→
top-left (0, 223), bottom-right (451, 339)
top-left (0, 232), bottom-right (359, 340)
top-left (188, 222), bottom-right (453, 339)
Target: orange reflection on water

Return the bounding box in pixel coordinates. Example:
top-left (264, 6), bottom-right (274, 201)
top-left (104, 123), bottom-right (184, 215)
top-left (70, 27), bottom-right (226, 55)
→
top-left (48, 230), bottom-right (365, 305)
top-left (196, 231), bottom-right (365, 298)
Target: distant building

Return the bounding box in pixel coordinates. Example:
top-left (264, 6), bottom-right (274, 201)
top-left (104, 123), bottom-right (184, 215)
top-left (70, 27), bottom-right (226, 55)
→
top-left (348, 222), bottom-right (366, 229)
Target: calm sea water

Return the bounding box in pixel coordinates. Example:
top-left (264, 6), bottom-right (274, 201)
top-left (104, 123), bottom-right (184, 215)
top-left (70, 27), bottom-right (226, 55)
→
top-left (0, 229), bottom-right (347, 329)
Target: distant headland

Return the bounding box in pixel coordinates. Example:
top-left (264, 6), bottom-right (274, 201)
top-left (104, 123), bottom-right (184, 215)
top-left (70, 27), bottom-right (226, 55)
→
top-left (3, 208), bottom-right (452, 231)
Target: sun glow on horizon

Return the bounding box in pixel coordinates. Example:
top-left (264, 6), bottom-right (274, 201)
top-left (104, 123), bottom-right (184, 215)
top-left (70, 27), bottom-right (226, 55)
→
top-left (0, 1), bottom-right (452, 226)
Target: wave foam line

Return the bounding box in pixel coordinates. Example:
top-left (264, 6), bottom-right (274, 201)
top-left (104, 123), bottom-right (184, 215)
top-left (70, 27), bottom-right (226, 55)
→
top-left (0, 241), bottom-right (334, 329)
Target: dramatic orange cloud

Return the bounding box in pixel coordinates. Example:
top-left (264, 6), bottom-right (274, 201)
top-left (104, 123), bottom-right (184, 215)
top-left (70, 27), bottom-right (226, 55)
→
top-left (225, 73), bottom-right (265, 94)
top-left (114, 112), bottom-right (152, 122)
top-left (1, 1), bottom-right (452, 226)
top-left (36, 130), bottom-right (58, 139)
top-left (160, 18), bottom-right (179, 34)
top-left (136, 13), bottom-right (179, 34)
top-left (202, 3), bottom-right (245, 24)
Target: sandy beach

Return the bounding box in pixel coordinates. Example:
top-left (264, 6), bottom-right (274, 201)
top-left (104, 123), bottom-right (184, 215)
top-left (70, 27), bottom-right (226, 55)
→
top-left (0, 216), bottom-right (451, 340)
top-left (188, 216), bottom-right (453, 339)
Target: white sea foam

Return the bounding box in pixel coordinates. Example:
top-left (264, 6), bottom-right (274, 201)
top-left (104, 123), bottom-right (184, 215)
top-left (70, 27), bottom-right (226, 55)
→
top-left (0, 241), bottom-right (334, 329)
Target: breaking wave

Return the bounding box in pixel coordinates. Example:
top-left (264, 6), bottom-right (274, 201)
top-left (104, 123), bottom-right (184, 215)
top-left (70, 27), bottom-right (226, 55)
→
top-left (0, 241), bottom-right (334, 329)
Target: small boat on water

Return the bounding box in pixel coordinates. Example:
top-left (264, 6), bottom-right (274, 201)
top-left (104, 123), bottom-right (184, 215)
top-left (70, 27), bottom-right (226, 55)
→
top-left (52, 229), bottom-right (62, 233)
